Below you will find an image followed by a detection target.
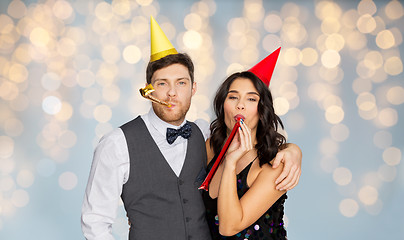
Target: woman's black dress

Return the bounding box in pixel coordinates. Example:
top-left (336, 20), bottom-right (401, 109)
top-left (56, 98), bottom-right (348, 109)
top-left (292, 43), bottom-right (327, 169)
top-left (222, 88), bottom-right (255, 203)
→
top-left (202, 156), bottom-right (287, 240)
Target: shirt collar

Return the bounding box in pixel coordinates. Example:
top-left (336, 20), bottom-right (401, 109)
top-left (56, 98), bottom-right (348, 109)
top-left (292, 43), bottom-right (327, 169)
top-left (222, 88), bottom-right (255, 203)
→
top-left (148, 107), bottom-right (187, 136)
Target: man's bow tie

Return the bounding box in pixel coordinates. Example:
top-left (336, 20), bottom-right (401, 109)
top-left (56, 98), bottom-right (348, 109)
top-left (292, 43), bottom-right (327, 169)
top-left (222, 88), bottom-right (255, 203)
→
top-left (166, 122), bottom-right (192, 144)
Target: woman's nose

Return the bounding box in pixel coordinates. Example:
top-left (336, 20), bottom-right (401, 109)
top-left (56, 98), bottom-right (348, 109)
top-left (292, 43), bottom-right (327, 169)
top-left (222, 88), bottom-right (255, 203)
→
top-left (236, 101), bottom-right (245, 110)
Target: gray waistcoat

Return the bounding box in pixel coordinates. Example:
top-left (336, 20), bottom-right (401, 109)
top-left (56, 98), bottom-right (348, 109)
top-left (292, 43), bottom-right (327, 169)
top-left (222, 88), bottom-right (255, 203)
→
top-left (120, 116), bottom-right (211, 240)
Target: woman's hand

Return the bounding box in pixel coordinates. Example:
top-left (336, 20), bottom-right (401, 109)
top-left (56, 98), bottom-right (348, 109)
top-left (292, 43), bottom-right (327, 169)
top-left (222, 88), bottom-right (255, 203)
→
top-left (224, 119), bottom-right (253, 167)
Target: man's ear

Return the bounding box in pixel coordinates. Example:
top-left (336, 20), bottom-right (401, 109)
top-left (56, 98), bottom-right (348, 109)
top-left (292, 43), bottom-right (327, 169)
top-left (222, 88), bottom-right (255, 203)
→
top-left (191, 82), bottom-right (197, 96)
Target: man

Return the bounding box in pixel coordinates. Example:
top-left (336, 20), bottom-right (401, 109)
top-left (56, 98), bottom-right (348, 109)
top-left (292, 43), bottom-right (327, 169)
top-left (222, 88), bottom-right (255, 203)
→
top-left (81, 16), bottom-right (302, 240)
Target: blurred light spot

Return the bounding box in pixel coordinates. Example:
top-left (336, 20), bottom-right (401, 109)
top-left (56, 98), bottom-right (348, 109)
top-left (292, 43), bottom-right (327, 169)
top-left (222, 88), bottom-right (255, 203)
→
top-left (29, 27), bottom-right (50, 47)
top-left (41, 72), bottom-right (61, 91)
top-left (0, 14), bottom-right (14, 34)
top-left (0, 158), bottom-right (15, 174)
top-left (244, 2), bottom-right (264, 22)
top-left (319, 138), bottom-right (339, 156)
top-left (183, 30), bottom-right (202, 49)
top-left (325, 33), bottom-right (344, 51)
top-left (4, 118), bottom-right (24, 137)
top-left (0, 80), bottom-right (19, 101)
top-left (357, 14), bottom-right (376, 33)
top-left (281, 17), bottom-right (307, 46)
top-left (307, 82), bottom-right (330, 101)
top-left (346, 31), bottom-right (367, 50)
top-left (273, 97), bottom-right (290, 116)
top-left (14, 44), bottom-right (32, 65)
top-left (321, 50), bottom-right (340, 68)
top-left (364, 51), bottom-right (383, 69)
top-left (315, 1), bottom-right (342, 20)
top-left (17, 170), bottom-right (34, 188)
top-left (0, 136), bottom-right (14, 158)
top-left (330, 124), bottom-right (349, 142)
top-left (342, 9), bottom-right (359, 29)
top-left (77, 70), bottom-right (95, 88)
top-left (57, 38), bottom-right (77, 57)
top-left (284, 48), bottom-right (300, 66)
top-left (384, 56), bottom-right (403, 76)
top-left (356, 92), bottom-right (376, 111)
top-left (102, 45), bottom-right (121, 63)
top-left (9, 63), bottom-right (28, 83)
top-left (226, 63), bottom-right (244, 76)
top-left (55, 101), bottom-right (73, 121)
top-left (322, 94), bottom-right (342, 110)
top-left (358, 185), bottom-right (378, 205)
top-left (378, 164), bottom-right (396, 182)
top-left (333, 167), bottom-right (352, 186)
top-left (184, 13), bottom-right (202, 31)
top-left (95, 1), bottom-right (113, 21)
top-left (321, 18), bottom-right (340, 34)
top-left (373, 130), bottom-right (392, 149)
top-left (66, 27), bottom-right (86, 45)
top-left (137, 0), bottom-right (152, 6)
top-left (7, 0), bottom-right (27, 19)
top-left (53, 0), bottom-right (74, 20)
top-left (364, 199), bottom-right (383, 215)
top-left (11, 189), bottom-right (29, 208)
top-left (320, 155), bottom-right (339, 173)
top-left (387, 86), bottom-right (404, 105)
top-left (0, 176), bottom-right (15, 191)
top-left (356, 61), bottom-right (375, 79)
top-left (264, 14), bottom-right (282, 33)
top-left (262, 34), bottom-right (282, 53)
top-left (376, 30), bottom-right (395, 49)
top-left (285, 111), bottom-right (305, 131)
top-left (378, 108), bottom-right (398, 127)
top-left (102, 84), bottom-right (120, 103)
top-left (58, 130), bottom-right (77, 149)
top-left (279, 82), bottom-right (297, 100)
top-left (385, 0), bottom-right (404, 20)
top-left (130, 16), bottom-right (148, 35)
top-left (383, 147), bottom-right (401, 166)
top-left (300, 48), bottom-right (318, 66)
top-left (36, 158), bottom-right (56, 177)
top-left (58, 172), bottom-right (78, 190)
top-left (339, 198), bottom-right (359, 218)
top-left (94, 104), bottom-right (112, 123)
top-left (112, 0), bottom-right (132, 16)
top-left (123, 45), bottom-right (141, 64)
top-left (362, 171), bottom-right (382, 189)
top-left (42, 96), bottom-right (62, 115)
top-left (325, 105), bottom-right (344, 124)
top-left (358, 0), bottom-right (377, 16)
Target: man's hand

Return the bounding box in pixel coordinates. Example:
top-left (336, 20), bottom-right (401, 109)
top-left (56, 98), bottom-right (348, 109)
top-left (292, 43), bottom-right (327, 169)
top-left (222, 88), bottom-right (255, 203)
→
top-left (272, 143), bottom-right (302, 191)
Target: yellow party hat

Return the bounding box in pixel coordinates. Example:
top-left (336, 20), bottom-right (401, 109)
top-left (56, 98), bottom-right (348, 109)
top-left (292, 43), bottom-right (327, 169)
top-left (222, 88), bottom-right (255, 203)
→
top-left (150, 16), bottom-right (178, 62)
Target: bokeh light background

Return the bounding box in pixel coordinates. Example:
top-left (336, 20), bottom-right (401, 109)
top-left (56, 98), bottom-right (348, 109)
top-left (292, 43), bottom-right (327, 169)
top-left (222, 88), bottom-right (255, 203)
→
top-left (0, 0), bottom-right (403, 239)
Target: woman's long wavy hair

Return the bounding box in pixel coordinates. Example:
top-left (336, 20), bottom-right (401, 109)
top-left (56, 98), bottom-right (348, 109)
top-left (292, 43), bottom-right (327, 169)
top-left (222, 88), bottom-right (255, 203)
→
top-left (210, 71), bottom-right (286, 166)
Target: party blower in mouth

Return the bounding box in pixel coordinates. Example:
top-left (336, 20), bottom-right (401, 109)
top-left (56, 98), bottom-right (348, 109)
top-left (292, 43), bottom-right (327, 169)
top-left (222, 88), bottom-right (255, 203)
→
top-left (139, 84), bottom-right (172, 108)
top-left (199, 115), bottom-right (245, 191)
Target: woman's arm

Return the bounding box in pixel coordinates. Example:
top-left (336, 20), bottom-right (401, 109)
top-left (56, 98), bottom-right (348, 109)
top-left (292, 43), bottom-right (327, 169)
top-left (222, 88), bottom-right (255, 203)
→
top-left (218, 162), bottom-right (286, 236)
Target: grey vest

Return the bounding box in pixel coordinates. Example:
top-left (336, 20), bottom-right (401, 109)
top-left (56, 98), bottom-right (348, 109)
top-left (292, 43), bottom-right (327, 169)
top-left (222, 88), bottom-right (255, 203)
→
top-left (120, 116), bottom-right (211, 240)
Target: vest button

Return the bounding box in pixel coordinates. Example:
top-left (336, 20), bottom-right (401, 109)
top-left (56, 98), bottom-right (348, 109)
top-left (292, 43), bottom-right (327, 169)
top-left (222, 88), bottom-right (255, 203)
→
top-left (186, 217), bottom-right (191, 222)
top-left (183, 198), bottom-right (188, 203)
top-left (179, 179), bottom-right (184, 185)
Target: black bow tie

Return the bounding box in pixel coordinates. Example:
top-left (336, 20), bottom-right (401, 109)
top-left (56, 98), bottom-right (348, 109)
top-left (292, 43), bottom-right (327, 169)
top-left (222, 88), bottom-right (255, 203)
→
top-left (166, 122), bottom-right (192, 144)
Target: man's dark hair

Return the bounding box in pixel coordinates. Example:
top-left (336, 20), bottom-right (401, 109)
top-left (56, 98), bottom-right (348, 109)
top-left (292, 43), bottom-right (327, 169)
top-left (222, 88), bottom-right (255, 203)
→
top-left (146, 53), bottom-right (194, 84)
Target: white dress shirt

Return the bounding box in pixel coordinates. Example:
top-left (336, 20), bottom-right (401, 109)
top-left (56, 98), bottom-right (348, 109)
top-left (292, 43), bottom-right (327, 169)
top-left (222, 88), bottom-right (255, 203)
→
top-left (81, 108), bottom-right (209, 240)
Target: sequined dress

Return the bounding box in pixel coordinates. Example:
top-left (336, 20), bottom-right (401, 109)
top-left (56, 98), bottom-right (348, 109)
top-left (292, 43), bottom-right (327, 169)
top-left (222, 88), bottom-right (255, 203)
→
top-left (202, 156), bottom-right (287, 240)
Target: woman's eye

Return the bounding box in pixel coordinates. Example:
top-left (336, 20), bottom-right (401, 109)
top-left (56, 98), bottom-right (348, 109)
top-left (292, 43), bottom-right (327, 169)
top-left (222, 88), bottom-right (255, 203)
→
top-left (248, 98), bottom-right (257, 102)
top-left (228, 96), bottom-right (237, 100)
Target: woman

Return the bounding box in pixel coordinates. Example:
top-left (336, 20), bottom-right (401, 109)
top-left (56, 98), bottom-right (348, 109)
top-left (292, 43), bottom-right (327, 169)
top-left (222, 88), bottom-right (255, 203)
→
top-left (203, 70), bottom-right (289, 239)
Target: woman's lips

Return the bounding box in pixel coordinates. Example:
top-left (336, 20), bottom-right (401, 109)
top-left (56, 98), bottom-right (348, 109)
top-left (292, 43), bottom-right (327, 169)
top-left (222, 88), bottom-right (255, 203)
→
top-left (234, 114), bottom-right (245, 121)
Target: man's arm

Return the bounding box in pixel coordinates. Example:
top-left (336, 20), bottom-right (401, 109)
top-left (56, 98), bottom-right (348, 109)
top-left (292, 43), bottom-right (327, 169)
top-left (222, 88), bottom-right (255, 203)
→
top-left (272, 143), bottom-right (302, 191)
top-left (81, 129), bottom-right (129, 240)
